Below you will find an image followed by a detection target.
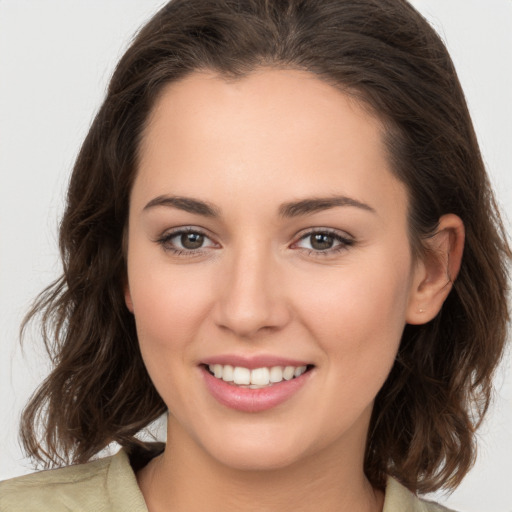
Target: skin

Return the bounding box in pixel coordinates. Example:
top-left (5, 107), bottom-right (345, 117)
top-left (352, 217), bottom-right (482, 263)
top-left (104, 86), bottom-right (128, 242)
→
top-left (124, 69), bottom-right (464, 512)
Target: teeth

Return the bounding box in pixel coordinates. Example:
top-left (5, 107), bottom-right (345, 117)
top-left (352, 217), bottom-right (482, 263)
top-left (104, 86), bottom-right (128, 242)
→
top-left (294, 366), bottom-right (307, 377)
top-left (233, 366), bottom-right (251, 385)
top-left (283, 366), bottom-right (295, 380)
top-left (269, 366), bottom-right (283, 383)
top-left (222, 364), bottom-right (234, 382)
top-left (208, 364), bottom-right (308, 386)
top-left (212, 364), bottom-right (223, 379)
top-left (251, 367), bottom-right (270, 386)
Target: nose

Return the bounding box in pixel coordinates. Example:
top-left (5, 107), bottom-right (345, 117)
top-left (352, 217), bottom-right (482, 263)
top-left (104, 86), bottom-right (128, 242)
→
top-left (213, 242), bottom-right (291, 338)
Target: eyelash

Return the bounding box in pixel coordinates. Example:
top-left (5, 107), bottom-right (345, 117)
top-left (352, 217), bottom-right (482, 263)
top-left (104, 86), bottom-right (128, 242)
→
top-left (155, 227), bottom-right (355, 257)
top-left (155, 227), bottom-right (216, 257)
top-left (293, 229), bottom-right (355, 256)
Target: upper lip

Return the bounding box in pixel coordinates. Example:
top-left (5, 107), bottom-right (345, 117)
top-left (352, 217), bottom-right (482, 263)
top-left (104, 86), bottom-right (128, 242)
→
top-left (201, 354), bottom-right (312, 370)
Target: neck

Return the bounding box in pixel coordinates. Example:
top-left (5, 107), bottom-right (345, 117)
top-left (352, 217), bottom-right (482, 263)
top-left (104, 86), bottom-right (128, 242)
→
top-left (137, 418), bottom-right (384, 512)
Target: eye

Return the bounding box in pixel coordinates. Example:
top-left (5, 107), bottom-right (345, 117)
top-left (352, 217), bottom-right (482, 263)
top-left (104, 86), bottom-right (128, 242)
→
top-left (156, 227), bottom-right (218, 254)
top-left (178, 232), bottom-right (206, 250)
top-left (293, 229), bottom-right (354, 254)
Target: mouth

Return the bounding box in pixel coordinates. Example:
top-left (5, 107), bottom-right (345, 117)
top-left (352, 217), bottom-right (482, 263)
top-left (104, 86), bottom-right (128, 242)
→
top-left (204, 363), bottom-right (314, 389)
top-left (200, 361), bottom-right (315, 412)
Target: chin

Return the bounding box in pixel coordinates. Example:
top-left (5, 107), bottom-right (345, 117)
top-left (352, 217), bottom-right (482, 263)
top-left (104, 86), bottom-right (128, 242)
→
top-left (209, 443), bottom-right (305, 472)
top-left (195, 419), bottom-right (334, 473)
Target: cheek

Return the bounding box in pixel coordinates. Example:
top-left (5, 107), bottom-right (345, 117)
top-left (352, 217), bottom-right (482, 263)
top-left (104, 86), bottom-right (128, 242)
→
top-left (127, 268), bottom-right (212, 411)
top-left (126, 256), bottom-right (216, 383)
top-left (293, 250), bottom-right (413, 375)
top-left (129, 255), bottom-right (210, 330)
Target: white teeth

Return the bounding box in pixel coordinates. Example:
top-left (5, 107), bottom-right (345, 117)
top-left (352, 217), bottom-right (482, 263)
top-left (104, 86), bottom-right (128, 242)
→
top-left (269, 366), bottom-right (283, 383)
top-left (208, 364), bottom-right (309, 386)
top-left (283, 366), bottom-right (295, 380)
top-left (294, 366), bottom-right (307, 377)
top-left (251, 367), bottom-right (270, 386)
top-left (212, 364), bottom-right (222, 379)
top-left (222, 364), bottom-right (234, 382)
top-left (233, 366), bottom-right (251, 385)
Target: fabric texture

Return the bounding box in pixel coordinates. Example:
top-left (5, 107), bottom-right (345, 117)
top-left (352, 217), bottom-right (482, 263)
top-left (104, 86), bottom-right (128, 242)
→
top-left (0, 446), bottom-right (456, 511)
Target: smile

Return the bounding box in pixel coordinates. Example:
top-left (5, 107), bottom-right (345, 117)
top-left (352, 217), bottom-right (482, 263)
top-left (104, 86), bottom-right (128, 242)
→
top-left (207, 364), bottom-right (308, 388)
top-left (201, 362), bottom-right (314, 413)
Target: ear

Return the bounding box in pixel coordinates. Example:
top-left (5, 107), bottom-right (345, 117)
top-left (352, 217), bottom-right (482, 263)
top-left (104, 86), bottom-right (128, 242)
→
top-left (124, 282), bottom-right (134, 313)
top-left (406, 214), bottom-right (465, 325)
top-left (121, 224), bottom-right (134, 313)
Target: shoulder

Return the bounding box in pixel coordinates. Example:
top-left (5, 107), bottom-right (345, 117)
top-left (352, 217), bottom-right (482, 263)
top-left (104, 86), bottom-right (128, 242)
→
top-left (0, 456), bottom-right (112, 511)
top-left (384, 477), bottom-right (459, 512)
top-left (0, 449), bottom-right (148, 512)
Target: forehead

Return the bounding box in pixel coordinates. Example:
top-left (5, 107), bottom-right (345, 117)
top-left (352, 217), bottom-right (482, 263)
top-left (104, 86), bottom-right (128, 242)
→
top-left (142, 68), bottom-right (385, 157)
top-left (135, 68), bottom-right (408, 224)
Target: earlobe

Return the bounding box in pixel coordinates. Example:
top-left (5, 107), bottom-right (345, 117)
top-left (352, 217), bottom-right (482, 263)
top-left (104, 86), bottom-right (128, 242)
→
top-left (124, 284), bottom-right (134, 313)
top-left (406, 214), bottom-right (465, 325)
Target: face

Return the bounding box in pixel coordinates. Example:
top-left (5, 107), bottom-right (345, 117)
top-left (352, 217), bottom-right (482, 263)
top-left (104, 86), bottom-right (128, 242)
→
top-left (125, 69), bottom-right (424, 471)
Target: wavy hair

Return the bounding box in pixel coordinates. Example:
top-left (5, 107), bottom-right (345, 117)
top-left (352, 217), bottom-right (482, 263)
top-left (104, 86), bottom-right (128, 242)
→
top-left (21, 0), bottom-right (510, 494)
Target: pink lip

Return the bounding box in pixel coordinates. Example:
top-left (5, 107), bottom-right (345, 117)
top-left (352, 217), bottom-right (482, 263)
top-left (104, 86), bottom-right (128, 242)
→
top-left (201, 365), bottom-right (313, 413)
top-left (201, 354), bottom-right (310, 370)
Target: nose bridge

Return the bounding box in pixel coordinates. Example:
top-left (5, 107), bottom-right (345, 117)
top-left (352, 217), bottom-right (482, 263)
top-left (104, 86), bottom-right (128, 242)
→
top-left (215, 237), bottom-right (288, 337)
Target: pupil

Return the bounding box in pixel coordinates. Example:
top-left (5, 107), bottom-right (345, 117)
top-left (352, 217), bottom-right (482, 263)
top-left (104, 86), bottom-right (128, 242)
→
top-left (311, 233), bottom-right (333, 250)
top-left (181, 233), bottom-right (204, 249)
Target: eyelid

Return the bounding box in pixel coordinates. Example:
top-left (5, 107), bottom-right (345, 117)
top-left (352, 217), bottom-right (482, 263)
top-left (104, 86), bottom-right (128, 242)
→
top-left (155, 226), bottom-right (220, 255)
top-left (291, 227), bottom-right (355, 253)
top-left (154, 225), bottom-right (354, 257)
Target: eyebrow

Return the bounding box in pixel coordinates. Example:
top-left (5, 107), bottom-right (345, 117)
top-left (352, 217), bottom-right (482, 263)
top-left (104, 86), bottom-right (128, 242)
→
top-left (279, 196), bottom-right (376, 217)
top-left (143, 194), bottom-right (375, 218)
top-left (143, 195), bottom-right (220, 217)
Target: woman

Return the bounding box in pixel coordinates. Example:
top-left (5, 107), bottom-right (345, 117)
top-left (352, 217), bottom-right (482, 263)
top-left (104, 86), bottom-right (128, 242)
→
top-left (1, 0), bottom-right (510, 510)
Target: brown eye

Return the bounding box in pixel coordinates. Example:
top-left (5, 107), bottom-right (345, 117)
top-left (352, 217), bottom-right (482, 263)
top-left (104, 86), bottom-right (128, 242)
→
top-left (181, 232), bottom-right (205, 249)
top-left (294, 229), bottom-right (354, 255)
top-left (309, 233), bottom-right (335, 250)
top-left (157, 228), bottom-right (217, 254)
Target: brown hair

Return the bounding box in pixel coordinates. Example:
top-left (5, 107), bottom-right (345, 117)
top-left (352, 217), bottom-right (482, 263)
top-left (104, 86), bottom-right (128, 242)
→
top-left (21, 0), bottom-right (510, 494)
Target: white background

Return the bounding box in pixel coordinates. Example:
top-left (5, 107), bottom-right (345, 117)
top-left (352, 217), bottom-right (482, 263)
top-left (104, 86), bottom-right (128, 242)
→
top-left (0, 1), bottom-right (511, 510)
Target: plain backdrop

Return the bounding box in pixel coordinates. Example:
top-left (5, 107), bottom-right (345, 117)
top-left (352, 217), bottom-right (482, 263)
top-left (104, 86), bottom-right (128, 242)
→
top-left (0, 1), bottom-right (511, 511)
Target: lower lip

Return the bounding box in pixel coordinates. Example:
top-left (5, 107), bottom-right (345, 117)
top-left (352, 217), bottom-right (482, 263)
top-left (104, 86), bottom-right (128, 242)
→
top-left (201, 367), bottom-right (312, 413)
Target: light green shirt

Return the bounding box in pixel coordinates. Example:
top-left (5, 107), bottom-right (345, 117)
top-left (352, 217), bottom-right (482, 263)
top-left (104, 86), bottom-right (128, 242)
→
top-left (0, 448), bottom-right (456, 511)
